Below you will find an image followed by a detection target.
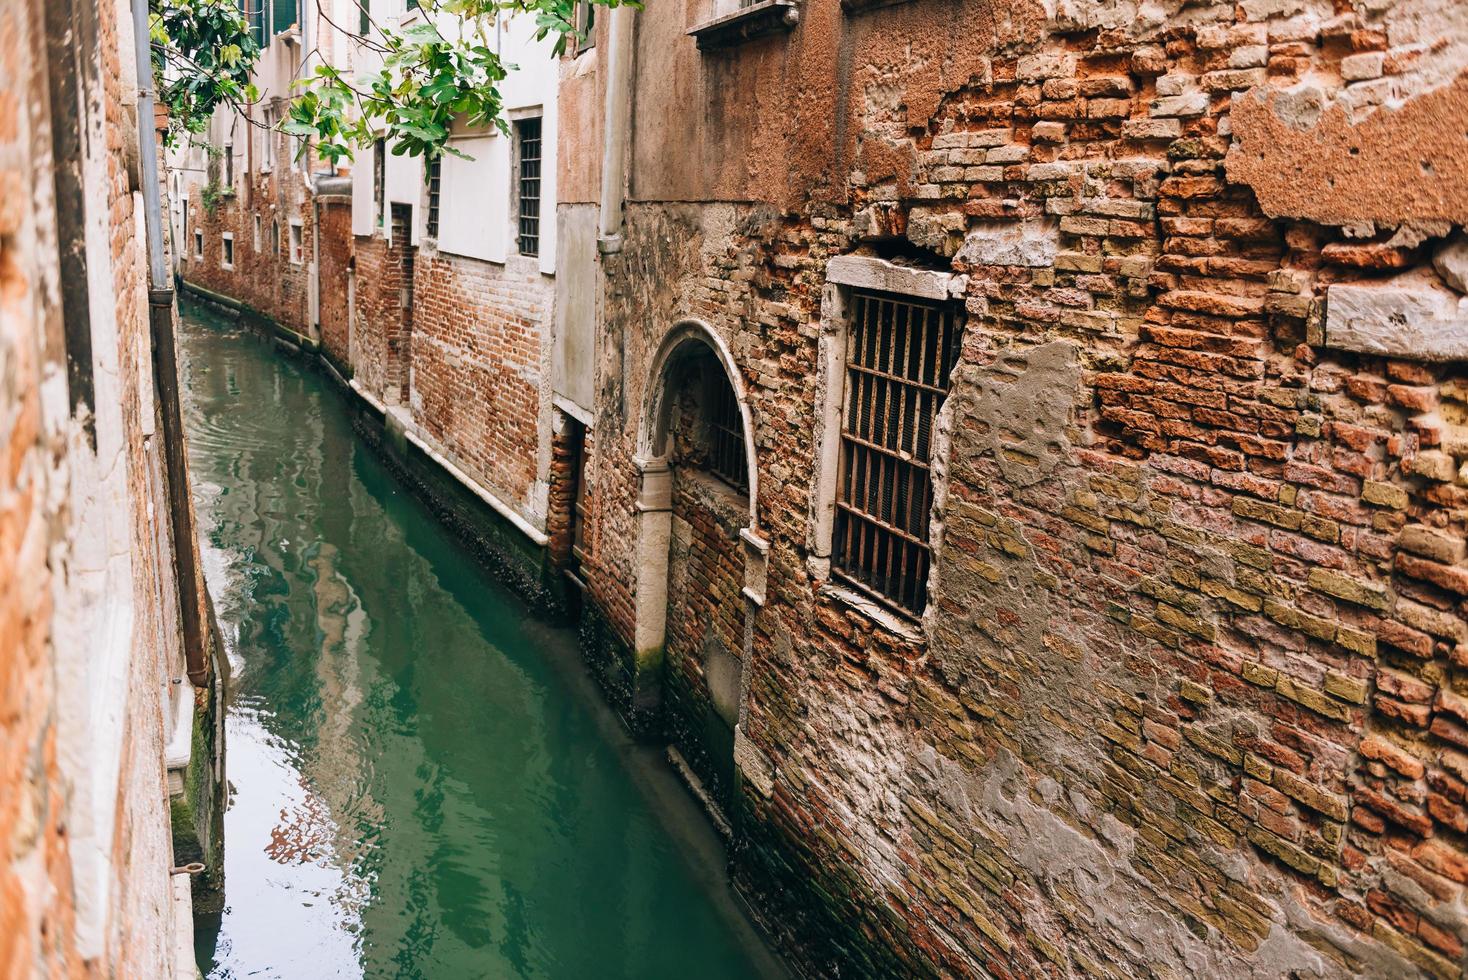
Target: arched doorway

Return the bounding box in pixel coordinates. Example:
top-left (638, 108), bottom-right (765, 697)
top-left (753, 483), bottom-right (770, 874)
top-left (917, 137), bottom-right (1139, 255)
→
top-left (632, 320), bottom-right (761, 816)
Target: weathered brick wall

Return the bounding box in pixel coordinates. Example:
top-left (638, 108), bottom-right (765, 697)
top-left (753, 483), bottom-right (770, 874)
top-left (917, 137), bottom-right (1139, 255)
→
top-left (318, 198), bottom-right (352, 369)
top-left (2, 0), bottom-right (205, 975)
top-left (350, 232), bottom-right (402, 402)
top-left (665, 472), bottom-right (748, 809)
top-left (409, 246), bottom-right (554, 517)
top-left (573, 0), bottom-right (1468, 975)
top-left (183, 128), bottom-right (314, 336)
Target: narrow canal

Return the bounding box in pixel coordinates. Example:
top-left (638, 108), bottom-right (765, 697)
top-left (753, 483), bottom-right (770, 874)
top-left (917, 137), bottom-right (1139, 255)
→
top-left (179, 303), bottom-right (782, 979)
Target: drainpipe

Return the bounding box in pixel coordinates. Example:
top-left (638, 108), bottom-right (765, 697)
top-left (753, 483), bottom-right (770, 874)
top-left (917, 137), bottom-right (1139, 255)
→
top-left (133, 0), bottom-right (209, 688)
top-left (596, 5), bottom-right (635, 255)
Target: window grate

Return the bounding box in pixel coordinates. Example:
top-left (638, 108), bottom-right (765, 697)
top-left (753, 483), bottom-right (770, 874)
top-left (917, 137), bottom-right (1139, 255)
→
top-left (832, 290), bottom-right (959, 617)
top-left (425, 155), bottom-right (441, 238)
top-left (708, 372), bottom-right (747, 492)
top-left (515, 117), bottom-right (542, 256)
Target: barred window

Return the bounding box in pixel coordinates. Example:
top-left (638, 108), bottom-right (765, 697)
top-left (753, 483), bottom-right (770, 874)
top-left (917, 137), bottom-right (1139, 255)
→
top-left (515, 117), bottom-right (542, 256)
top-left (832, 290), bottom-right (959, 616)
top-left (707, 373), bottom-right (747, 492)
top-left (425, 155), bottom-right (442, 238)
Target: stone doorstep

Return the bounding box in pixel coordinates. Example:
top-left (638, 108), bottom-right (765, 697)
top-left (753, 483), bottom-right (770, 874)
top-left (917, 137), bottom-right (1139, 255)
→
top-left (164, 678), bottom-right (193, 799)
top-left (667, 744), bottom-right (735, 842)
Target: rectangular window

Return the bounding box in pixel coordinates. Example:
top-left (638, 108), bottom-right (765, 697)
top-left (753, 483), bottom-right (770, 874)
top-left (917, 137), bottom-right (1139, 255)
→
top-left (359, 0), bottom-right (370, 34)
top-left (373, 137), bottom-right (385, 229)
top-left (708, 375), bottom-right (747, 492)
top-left (425, 155), bottom-right (441, 238)
top-left (289, 222), bottom-right (303, 265)
top-left (272, 219), bottom-right (280, 257)
top-left (831, 290), bottom-right (959, 616)
top-left (262, 106), bottom-right (276, 172)
top-left (253, 214), bottom-right (262, 251)
top-left (224, 142), bottom-right (234, 188)
top-left (273, 0), bottom-right (297, 35)
top-left (193, 229), bottom-right (203, 259)
top-left (249, 0), bottom-right (266, 48)
top-left (514, 117), bottom-right (542, 256)
top-left (574, 1), bottom-right (596, 49)
top-left (222, 232), bottom-right (235, 269)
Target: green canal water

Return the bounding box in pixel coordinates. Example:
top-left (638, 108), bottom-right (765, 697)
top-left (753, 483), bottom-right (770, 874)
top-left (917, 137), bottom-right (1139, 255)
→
top-left (179, 304), bottom-right (781, 979)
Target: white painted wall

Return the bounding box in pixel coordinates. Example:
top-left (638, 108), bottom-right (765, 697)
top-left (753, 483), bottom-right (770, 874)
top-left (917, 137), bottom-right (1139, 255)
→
top-left (349, 2), bottom-right (559, 273)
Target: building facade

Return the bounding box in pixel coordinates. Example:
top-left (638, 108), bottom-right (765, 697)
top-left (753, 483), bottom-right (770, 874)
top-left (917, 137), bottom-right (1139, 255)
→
top-left (172, 0), bottom-right (354, 359)
top-left (1, 0), bottom-right (224, 975)
top-left (189, 0), bottom-right (1468, 975)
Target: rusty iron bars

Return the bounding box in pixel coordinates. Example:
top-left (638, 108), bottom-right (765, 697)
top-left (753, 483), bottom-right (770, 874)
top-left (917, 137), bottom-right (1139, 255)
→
top-left (832, 289), bottom-right (959, 617)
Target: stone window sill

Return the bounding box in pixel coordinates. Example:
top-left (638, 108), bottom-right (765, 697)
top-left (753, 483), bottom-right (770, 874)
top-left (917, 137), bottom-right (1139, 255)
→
top-left (688, 0), bottom-right (798, 51)
top-left (840, 0), bottom-right (913, 12)
top-left (815, 572), bottom-right (925, 644)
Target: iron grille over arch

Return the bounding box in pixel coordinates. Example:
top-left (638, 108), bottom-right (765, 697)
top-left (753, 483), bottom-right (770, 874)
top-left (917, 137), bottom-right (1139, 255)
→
top-left (831, 289), bottom-right (960, 616)
top-left (707, 370), bottom-right (748, 493)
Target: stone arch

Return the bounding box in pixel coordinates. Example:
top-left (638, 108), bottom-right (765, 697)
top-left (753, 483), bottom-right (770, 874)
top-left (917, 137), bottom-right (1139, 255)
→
top-left (627, 318), bottom-right (768, 816)
top-left (637, 317), bottom-right (758, 528)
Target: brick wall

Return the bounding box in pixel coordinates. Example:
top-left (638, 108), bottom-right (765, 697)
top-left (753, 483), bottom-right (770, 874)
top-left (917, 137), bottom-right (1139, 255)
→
top-left (570, 1), bottom-right (1468, 975)
top-left (183, 127), bottom-right (315, 336)
top-left (409, 246), bottom-right (554, 518)
top-left (318, 198), bottom-right (352, 369)
top-left (2, 0), bottom-right (209, 974)
top-left (665, 471), bottom-right (747, 811)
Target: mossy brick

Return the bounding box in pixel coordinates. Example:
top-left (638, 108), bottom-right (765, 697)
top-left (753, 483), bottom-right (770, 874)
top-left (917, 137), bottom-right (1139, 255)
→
top-left (1157, 602), bottom-right (1216, 640)
top-left (1275, 675), bottom-right (1353, 722)
top-left (1334, 625), bottom-right (1377, 657)
top-left (1232, 496), bottom-right (1302, 530)
top-left (1362, 480), bottom-right (1409, 510)
top-left (1179, 680), bottom-right (1213, 704)
top-left (1323, 671), bottom-right (1369, 705)
top-left (1241, 661), bottom-right (1279, 687)
top-left (1247, 826), bottom-right (1320, 875)
top-left (1308, 568), bottom-right (1390, 611)
top-left (1184, 727), bottom-right (1244, 766)
top-left (1201, 577), bottom-right (1264, 612)
top-left (1263, 598), bottom-right (1338, 642)
top-left (1271, 769), bottom-right (1349, 821)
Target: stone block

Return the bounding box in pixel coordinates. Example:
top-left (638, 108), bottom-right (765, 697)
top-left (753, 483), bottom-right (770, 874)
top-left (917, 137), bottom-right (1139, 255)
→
top-left (1340, 52), bottom-right (1384, 81)
top-left (955, 220), bottom-right (1059, 268)
top-left (1433, 234), bottom-right (1468, 294)
top-left (1324, 280), bottom-right (1468, 362)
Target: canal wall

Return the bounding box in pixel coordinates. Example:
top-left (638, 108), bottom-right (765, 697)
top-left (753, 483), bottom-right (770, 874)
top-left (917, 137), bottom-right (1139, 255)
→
top-left (1, 0), bottom-right (223, 975)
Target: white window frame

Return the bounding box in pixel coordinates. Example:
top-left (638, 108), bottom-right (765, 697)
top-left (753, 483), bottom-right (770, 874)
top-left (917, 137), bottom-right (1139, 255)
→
top-left (806, 255), bottom-right (967, 639)
top-left (221, 231), bottom-right (235, 269)
top-left (289, 219), bottom-right (304, 266)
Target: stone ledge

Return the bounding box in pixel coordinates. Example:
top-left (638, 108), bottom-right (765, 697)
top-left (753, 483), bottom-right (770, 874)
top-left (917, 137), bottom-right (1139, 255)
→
top-left (688, 0), bottom-right (799, 51)
top-left (840, 0), bottom-right (913, 13)
top-left (826, 253), bottom-right (965, 300)
top-left (1324, 278), bottom-right (1468, 362)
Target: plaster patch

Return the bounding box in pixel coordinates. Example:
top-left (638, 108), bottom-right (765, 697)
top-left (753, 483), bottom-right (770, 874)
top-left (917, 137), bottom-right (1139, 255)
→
top-left (967, 340), bottom-right (1082, 487)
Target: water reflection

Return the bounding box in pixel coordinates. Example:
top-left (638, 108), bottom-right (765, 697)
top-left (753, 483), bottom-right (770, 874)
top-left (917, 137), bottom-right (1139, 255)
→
top-left (180, 306), bottom-right (775, 979)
